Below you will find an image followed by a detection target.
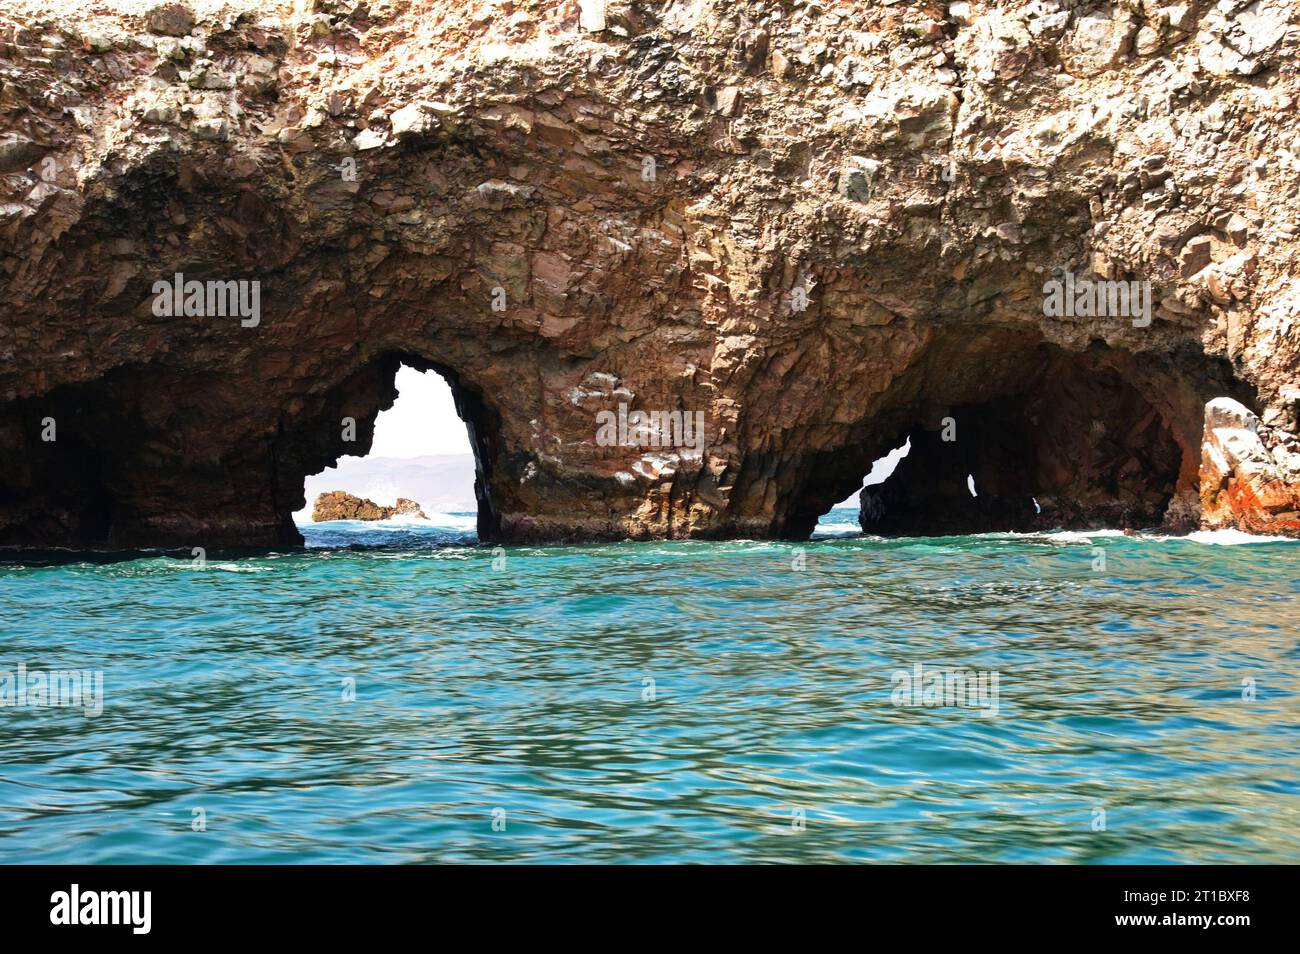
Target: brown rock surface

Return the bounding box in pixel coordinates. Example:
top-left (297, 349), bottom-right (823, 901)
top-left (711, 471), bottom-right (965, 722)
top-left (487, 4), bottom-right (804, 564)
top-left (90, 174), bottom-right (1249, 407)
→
top-left (1199, 397), bottom-right (1300, 534)
top-left (1, 0), bottom-right (1299, 547)
top-left (311, 491), bottom-right (426, 522)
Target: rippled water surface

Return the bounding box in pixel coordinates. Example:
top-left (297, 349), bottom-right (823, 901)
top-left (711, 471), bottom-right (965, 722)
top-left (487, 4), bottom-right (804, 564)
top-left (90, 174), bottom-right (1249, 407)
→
top-left (1, 509), bottom-right (1298, 863)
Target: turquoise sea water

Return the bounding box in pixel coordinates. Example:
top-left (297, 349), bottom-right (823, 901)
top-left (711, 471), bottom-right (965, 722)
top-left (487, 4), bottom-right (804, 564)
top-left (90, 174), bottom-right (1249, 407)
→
top-left (1, 507), bottom-right (1298, 864)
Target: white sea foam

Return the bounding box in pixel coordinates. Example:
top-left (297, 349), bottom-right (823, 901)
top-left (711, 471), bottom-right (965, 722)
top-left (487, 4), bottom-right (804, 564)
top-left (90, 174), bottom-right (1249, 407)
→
top-left (811, 522), bottom-right (863, 538)
top-left (1039, 529), bottom-right (1129, 543)
top-left (1044, 528), bottom-right (1295, 545)
top-left (994, 528), bottom-right (1294, 546)
top-left (1183, 528), bottom-right (1297, 545)
top-left (367, 510), bottom-right (475, 529)
top-left (294, 507), bottom-right (477, 532)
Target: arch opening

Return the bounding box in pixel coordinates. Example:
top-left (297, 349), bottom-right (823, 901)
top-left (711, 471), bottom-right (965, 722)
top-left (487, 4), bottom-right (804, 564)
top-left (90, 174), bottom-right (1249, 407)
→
top-left (788, 331), bottom-right (1204, 539)
top-left (285, 352), bottom-right (502, 545)
top-left (856, 382), bottom-right (1182, 535)
top-left (0, 349), bottom-right (507, 551)
top-left (298, 364), bottom-right (479, 536)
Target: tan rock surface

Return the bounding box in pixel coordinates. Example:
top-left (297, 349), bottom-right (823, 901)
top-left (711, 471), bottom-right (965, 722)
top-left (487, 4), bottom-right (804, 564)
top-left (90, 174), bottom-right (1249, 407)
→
top-left (311, 491), bottom-right (426, 521)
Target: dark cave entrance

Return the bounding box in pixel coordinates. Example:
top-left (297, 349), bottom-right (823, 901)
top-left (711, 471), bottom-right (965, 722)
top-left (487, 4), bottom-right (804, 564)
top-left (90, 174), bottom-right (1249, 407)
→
top-left (788, 333), bottom-right (1191, 538)
top-left (0, 351), bottom-right (505, 550)
top-left (0, 370), bottom-right (143, 549)
top-left (857, 382), bottom-right (1181, 535)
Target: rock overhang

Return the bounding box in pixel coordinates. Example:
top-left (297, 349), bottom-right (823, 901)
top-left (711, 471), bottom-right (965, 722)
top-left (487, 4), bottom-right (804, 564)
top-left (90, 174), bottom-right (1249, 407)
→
top-left (1, 0), bottom-right (1298, 547)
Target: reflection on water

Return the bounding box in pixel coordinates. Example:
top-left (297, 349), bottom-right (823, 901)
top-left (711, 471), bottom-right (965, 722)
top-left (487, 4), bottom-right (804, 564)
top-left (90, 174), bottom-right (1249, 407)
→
top-left (0, 510), bottom-right (1298, 863)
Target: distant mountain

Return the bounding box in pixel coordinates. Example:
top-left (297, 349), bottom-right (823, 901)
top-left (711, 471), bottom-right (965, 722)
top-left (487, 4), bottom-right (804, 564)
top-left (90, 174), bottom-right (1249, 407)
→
top-left (299, 454), bottom-right (477, 520)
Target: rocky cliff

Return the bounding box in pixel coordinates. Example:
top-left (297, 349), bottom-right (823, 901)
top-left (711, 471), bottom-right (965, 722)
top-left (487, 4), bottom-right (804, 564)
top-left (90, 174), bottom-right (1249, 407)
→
top-left (2, 0), bottom-right (1298, 547)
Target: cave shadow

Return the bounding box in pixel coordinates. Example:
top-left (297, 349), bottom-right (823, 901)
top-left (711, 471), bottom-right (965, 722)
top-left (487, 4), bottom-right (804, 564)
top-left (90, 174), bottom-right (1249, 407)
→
top-left (0, 348), bottom-right (506, 554)
top-left (784, 333), bottom-right (1228, 539)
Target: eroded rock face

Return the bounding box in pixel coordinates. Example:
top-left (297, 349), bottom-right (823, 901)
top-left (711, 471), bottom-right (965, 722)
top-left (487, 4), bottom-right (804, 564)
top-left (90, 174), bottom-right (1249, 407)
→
top-left (1200, 397), bottom-right (1300, 534)
top-left (1, 0), bottom-right (1299, 547)
top-left (311, 491), bottom-right (426, 522)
